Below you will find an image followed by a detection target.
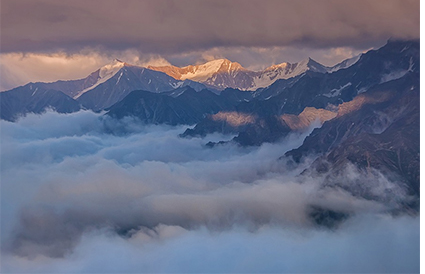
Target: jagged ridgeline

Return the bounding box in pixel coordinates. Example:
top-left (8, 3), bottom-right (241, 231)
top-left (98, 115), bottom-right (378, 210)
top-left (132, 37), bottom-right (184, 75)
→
top-left (1, 40), bottom-right (419, 212)
top-left (1, 45), bottom-right (361, 119)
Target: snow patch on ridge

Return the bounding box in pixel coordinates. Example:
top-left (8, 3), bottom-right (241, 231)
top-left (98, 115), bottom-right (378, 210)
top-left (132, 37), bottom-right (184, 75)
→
top-left (171, 81), bottom-right (184, 88)
top-left (249, 59), bottom-right (317, 91)
top-left (323, 82), bottom-right (352, 98)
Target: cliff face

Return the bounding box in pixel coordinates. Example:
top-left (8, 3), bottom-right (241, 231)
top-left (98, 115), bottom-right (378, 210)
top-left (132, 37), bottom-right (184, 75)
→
top-left (285, 73), bottom-right (419, 203)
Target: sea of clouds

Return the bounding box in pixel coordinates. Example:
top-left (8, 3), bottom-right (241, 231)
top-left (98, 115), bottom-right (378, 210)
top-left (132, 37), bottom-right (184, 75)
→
top-left (0, 110), bottom-right (419, 273)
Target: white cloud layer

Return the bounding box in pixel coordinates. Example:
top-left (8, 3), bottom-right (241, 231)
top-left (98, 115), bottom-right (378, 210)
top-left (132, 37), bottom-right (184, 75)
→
top-left (2, 216), bottom-right (419, 273)
top-left (0, 110), bottom-right (419, 272)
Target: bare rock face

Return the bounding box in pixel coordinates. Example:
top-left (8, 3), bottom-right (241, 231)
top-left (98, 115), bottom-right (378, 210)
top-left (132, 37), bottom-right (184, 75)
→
top-left (106, 87), bottom-right (239, 126)
top-left (0, 86), bottom-right (82, 121)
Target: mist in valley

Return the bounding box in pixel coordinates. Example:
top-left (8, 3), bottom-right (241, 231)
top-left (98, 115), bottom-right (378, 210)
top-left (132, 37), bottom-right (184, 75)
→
top-left (0, 110), bottom-right (419, 273)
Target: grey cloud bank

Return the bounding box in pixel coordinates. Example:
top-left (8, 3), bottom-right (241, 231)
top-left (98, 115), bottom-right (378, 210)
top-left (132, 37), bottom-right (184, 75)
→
top-left (1, 0), bottom-right (419, 54)
top-left (0, 110), bottom-right (419, 272)
top-left (0, 0), bottom-right (419, 92)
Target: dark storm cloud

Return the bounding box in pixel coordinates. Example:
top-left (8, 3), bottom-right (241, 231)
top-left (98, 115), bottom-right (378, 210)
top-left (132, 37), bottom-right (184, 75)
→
top-left (1, 0), bottom-right (419, 54)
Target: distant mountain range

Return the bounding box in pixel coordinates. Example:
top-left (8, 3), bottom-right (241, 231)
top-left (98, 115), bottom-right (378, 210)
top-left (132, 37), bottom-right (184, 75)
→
top-left (0, 59), bottom-right (207, 116)
top-left (149, 56), bottom-right (360, 91)
top-left (0, 39), bottom-right (419, 212)
top-left (0, 50), bottom-right (360, 120)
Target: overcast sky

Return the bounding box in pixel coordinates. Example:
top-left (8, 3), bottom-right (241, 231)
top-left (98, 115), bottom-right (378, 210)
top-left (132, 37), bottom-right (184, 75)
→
top-left (0, 0), bottom-right (420, 90)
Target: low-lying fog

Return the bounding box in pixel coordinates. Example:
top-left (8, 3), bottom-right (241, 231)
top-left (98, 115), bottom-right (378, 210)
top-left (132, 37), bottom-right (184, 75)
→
top-left (0, 110), bottom-right (419, 273)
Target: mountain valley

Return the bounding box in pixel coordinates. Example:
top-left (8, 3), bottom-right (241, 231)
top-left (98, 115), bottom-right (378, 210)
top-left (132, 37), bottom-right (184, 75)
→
top-left (0, 39), bottom-right (420, 215)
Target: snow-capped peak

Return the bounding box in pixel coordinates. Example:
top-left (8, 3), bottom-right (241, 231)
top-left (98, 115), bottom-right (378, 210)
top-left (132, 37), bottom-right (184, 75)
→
top-left (217, 59), bottom-right (244, 73)
top-left (148, 58), bottom-right (245, 82)
top-left (99, 59), bottom-right (126, 78)
top-left (180, 59), bottom-right (226, 81)
top-left (147, 56), bottom-right (360, 91)
top-left (249, 58), bottom-right (325, 90)
top-left (179, 59), bottom-right (244, 81)
top-left (262, 58), bottom-right (325, 75)
top-left (264, 62), bottom-right (289, 71)
top-left (73, 59), bottom-right (126, 98)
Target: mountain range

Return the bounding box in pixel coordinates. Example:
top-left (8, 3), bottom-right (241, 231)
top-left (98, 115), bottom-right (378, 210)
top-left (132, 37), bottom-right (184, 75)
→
top-left (1, 52), bottom-right (359, 120)
top-left (148, 56), bottom-right (360, 91)
top-left (0, 39), bottom-right (419, 212)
